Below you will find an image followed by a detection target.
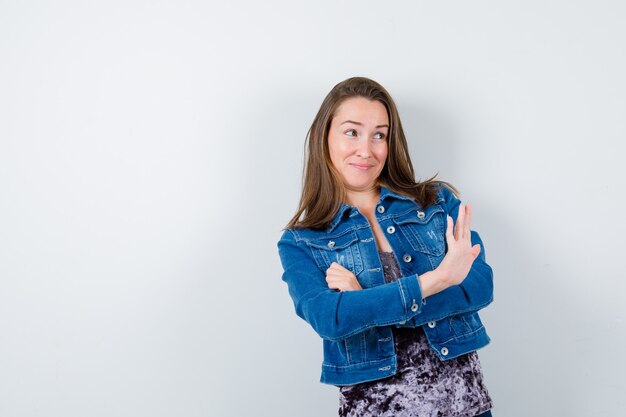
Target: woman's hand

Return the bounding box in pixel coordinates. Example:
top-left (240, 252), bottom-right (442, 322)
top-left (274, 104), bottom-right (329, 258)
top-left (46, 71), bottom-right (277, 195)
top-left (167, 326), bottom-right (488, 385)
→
top-left (435, 202), bottom-right (482, 288)
top-left (325, 262), bottom-right (363, 291)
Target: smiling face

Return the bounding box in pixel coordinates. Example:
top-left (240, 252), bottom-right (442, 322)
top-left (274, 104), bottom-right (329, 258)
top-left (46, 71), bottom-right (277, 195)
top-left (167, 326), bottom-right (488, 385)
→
top-left (327, 97), bottom-right (389, 194)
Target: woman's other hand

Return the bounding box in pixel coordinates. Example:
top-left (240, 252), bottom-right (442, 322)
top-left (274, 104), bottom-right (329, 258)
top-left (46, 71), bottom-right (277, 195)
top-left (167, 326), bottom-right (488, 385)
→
top-left (325, 262), bottom-right (363, 291)
top-left (436, 202), bottom-right (482, 287)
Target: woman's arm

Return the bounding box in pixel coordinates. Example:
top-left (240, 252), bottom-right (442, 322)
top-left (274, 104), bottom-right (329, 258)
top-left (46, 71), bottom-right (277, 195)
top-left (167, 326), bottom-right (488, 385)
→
top-left (411, 229), bottom-right (494, 326)
top-left (410, 185), bottom-right (494, 325)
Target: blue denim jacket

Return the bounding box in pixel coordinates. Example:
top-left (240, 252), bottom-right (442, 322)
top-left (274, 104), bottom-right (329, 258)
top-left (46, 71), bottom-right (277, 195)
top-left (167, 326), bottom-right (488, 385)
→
top-left (277, 184), bottom-right (494, 386)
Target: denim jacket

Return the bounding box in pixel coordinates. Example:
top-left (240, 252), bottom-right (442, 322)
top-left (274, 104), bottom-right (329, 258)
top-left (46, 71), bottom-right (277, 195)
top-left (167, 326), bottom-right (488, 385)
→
top-left (277, 184), bottom-right (494, 386)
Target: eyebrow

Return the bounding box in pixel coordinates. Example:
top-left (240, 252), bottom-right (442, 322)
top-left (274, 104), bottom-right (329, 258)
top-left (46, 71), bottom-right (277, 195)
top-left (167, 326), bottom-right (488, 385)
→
top-left (340, 120), bottom-right (389, 128)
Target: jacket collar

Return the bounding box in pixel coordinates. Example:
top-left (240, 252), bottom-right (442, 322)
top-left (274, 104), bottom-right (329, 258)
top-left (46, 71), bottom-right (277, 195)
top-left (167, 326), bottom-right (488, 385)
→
top-left (326, 184), bottom-right (415, 232)
top-left (379, 184), bottom-right (416, 203)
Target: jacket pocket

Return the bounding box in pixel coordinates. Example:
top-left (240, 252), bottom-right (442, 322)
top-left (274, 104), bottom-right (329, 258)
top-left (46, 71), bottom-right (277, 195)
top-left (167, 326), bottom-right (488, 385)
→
top-left (303, 230), bottom-right (364, 276)
top-left (393, 205), bottom-right (446, 257)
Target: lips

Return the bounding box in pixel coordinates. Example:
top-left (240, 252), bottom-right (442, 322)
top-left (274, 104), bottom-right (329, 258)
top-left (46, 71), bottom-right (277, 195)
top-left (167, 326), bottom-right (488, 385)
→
top-left (350, 163), bottom-right (375, 171)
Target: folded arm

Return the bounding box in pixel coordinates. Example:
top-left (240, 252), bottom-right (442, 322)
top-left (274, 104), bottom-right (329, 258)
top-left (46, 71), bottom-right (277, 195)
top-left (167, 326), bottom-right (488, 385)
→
top-left (278, 229), bottom-right (425, 341)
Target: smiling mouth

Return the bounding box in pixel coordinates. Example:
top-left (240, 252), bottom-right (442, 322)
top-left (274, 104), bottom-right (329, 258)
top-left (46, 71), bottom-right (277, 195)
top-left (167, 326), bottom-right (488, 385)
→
top-left (350, 163), bottom-right (375, 171)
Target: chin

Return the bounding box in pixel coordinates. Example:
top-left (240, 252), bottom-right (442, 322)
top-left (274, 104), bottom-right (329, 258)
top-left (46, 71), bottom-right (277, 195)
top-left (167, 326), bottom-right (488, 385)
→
top-left (345, 180), bottom-right (378, 191)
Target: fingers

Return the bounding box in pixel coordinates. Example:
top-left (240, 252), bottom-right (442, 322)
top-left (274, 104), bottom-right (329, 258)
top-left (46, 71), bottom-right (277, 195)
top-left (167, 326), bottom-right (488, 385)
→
top-left (445, 214), bottom-right (454, 248)
top-left (455, 203), bottom-right (465, 240)
top-left (471, 243), bottom-right (481, 259)
top-left (325, 274), bottom-right (357, 291)
top-left (326, 263), bottom-right (362, 291)
top-left (455, 203), bottom-right (474, 240)
top-left (328, 261), bottom-right (348, 271)
top-left (325, 273), bottom-right (340, 289)
top-left (326, 265), bottom-right (353, 280)
top-left (465, 202), bottom-right (472, 239)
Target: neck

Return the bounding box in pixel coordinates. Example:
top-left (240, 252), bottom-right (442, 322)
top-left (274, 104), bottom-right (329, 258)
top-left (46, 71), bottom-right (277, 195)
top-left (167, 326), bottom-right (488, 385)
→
top-left (346, 185), bottom-right (381, 210)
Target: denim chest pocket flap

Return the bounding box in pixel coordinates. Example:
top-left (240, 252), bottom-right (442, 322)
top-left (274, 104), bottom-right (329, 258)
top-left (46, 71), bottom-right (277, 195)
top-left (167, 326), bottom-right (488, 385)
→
top-left (303, 231), bottom-right (364, 276)
top-left (392, 205), bottom-right (446, 256)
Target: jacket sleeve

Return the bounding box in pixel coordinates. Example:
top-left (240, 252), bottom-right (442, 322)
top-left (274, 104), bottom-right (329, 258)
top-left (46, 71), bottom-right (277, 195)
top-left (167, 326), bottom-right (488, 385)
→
top-left (410, 184), bottom-right (494, 326)
top-left (277, 229), bottom-right (425, 341)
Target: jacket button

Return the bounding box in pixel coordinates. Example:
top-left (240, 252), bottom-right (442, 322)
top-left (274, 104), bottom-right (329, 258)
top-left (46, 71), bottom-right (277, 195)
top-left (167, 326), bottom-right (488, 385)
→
top-left (386, 226), bottom-right (395, 234)
top-left (377, 205), bottom-right (385, 213)
top-left (327, 240), bottom-right (335, 248)
top-left (417, 211), bottom-right (425, 219)
top-left (441, 347), bottom-right (449, 356)
top-left (402, 254), bottom-right (412, 263)
top-left (398, 320), bottom-right (406, 325)
top-left (427, 321), bottom-right (436, 328)
top-left (411, 302), bottom-right (419, 312)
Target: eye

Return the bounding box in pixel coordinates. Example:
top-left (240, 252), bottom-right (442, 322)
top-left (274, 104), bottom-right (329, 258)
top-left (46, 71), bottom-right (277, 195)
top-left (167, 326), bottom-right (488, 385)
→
top-left (374, 132), bottom-right (386, 140)
top-left (345, 129), bottom-right (358, 137)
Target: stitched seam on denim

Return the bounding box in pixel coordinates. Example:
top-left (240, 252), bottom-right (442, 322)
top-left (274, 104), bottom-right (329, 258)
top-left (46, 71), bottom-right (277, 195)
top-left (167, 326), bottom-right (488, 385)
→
top-left (296, 226), bottom-right (360, 240)
top-left (302, 229), bottom-right (358, 247)
top-left (391, 206), bottom-right (444, 225)
top-left (292, 228), bottom-right (347, 262)
top-left (344, 338), bottom-right (351, 363)
top-left (415, 297), bottom-right (493, 327)
top-left (307, 241), bottom-right (365, 277)
top-left (323, 370), bottom-right (398, 386)
top-left (323, 316), bottom-right (410, 341)
top-left (322, 356), bottom-right (395, 369)
top-left (428, 252), bottom-right (444, 270)
top-left (361, 333), bottom-right (366, 361)
top-left (397, 279), bottom-right (408, 319)
top-left (437, 325), bottom-right (485, 345)
top-left (399, 215), bottom-right (446, 256)
top-left (375, 206), bottom-right (419, 222)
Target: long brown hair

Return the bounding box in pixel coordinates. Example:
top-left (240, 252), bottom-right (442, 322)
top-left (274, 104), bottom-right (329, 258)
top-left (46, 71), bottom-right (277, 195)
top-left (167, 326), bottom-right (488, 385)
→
top-left (286, 76), bottom-right (459, 230)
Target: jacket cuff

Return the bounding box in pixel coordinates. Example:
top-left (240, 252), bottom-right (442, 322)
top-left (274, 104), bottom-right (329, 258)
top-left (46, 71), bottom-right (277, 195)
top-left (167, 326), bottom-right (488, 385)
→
top-left (397, 274), bottom-right (424, 320)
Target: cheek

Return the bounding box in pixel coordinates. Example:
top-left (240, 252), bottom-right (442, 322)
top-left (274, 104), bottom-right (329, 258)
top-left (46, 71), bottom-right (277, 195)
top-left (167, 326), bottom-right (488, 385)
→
top-left (375, 146), bottom-right (388, 163)
top-left (327, 137), bottom-right (344, 168)
top-left (329, 138), bottom-right (349, 162)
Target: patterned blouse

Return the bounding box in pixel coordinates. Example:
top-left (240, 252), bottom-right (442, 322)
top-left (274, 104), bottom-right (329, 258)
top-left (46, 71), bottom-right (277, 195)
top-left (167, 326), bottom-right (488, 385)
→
top-left (338, 251), bottom-right (494, 417)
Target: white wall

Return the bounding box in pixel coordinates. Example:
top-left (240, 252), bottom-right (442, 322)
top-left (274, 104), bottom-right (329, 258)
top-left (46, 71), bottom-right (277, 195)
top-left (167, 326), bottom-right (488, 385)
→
top-left (1, 1), bottom-right (625, 416)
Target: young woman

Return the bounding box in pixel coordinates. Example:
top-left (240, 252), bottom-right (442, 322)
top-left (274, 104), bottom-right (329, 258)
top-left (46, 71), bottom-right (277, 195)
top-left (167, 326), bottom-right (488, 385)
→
top-left (277, 77), bottom-right (494, 417)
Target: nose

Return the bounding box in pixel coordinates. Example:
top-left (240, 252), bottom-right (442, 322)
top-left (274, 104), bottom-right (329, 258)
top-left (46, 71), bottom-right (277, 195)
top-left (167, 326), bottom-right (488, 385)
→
top-left (356, 138), bottom-right (372, 158)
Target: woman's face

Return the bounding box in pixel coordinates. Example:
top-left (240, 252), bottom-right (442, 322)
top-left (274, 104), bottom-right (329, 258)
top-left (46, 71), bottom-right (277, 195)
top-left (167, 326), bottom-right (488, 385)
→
top-left (327, 97), bottom-right (389, 193)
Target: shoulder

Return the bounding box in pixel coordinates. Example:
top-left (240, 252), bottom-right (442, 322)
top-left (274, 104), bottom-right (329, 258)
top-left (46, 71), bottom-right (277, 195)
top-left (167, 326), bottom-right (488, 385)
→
top-left (435, 182), bottom-right (454, 200)
top-left (277, 228), bottom-right (309, 267)
top-left (277, 226), bottom-right (328, 248)
top-left (434, 182), bottom-right (461, 211)
top-left (277, 228), bottom-right (299, 247)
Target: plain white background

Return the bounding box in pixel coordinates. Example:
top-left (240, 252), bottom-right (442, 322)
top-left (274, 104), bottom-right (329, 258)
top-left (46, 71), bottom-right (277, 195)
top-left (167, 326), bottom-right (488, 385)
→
top-left (1, 1), bottom-right (625, 416)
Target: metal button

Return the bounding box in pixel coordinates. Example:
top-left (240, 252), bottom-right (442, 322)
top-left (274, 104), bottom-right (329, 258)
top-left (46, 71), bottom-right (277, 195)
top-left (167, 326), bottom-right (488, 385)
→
top-left (427, 321), bottom-right (436, 328)
top-left (386, 226), bottom-right (395, 234)
top-left (377, 205), bottom-right (385, 213)
top-left (411, 302), bottom-right (419, 312)
top-left (398, 320), bottom-right (406, 325)
top-left (417, 211), bottom-right (425, 219)
top-left (441, 347), bottom-right (449, 356)
top-left (327, 240), bottom-right (335, 248)
top-left (402, 254), bottom-right (412, 263)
